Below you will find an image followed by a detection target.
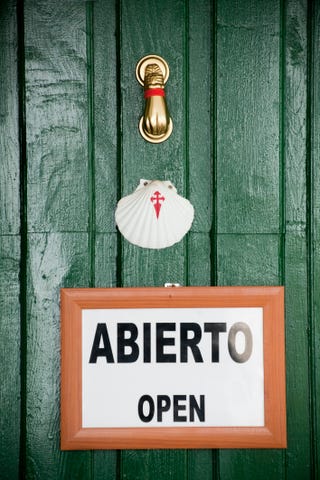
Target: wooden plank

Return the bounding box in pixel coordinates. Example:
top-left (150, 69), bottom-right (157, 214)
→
top-left (189, 0), bottom-right (213, 234)
top-left (0, 237), bottom-right (20, 480)
top-left (94, 233), bottom-right (118, 288)
top-left (120, 0), bottom-right (188, 283)
top-left (120, 450), bottom-right (186, 480)
top-left (216, 0), bottom-right (280, 234)
top-left (26, 233), bottom-right (91, 479)
top-left (187, 2), bottom-right (215, 474)
top-left (285, 0), bottom-right (308, 234)
top-left (24, 1), bottom-right (92, 477)
top-left (187, 450), bottom-right (214, 480)
top-left (216, 2), bottom-right (283, 475)
top-left (284, 1), bottom-right (311, 477)
top-left (188, 233), bottom-right (211, 286)
top-left (25, 0), bottom-right (89, 233)
top-left (217, 235), bottom-right (284, 480)
top-left (92, 236), bottom-right (118, 480)
top-left (122, 241), bottom-right (186, 288)
top-left (0, 1), bottom-right (21, 478)
top-left (285, 234), bottom-right (310, 477)
top-left (216, 235), bottom-right (280, 286)
top-left (93, 0), bottom-right (118, 235)
top-left (0, 0), bottom-right (20, 235)
top-left (311, 0), bottom-right (320, 476)
top-left (120, 0), bottom-right (188, 478)
top-left (120, 0), bottom-right (185, 192)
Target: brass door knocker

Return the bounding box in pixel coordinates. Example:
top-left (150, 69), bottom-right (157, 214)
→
top-left (136, 55), bottom-right (173, 143)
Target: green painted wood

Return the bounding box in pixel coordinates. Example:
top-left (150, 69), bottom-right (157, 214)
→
top-left (0, 237), bottom-right (20, 480)
top-left (121, 450), bottom-right (187, 480)
top-left (0, 0), bottom-right (20, 235)
top-left (216, 0), bottom-right (280, 234)
top-left (0, 2), bottom-right (20, 478)
top-left (216, 235), bottom-right (280, 286)
top-left (24, 1), bottom-right (92, 478)
top-left (120, 0), bottom-right (188, 282)
top-left (284, 1), bottom-right (311, 478)
top-left (25, 0), bottom-right (89, 233)
top-left (120, 0), bottom-right (188, 478)
top-left (285, 234), bottom-right (310, 478)
top-left (122, 242), bottom-right (187, 288)
top-left (187, 449), bottom-right (214, 480)
top-left (2, 0), bottom-right (320, 479)
top-left (217, 235), bottom-right (284, 479)
top-left (187, 6), bottom-right (213, 476)
top-left (92, 1), bottom-right (118, 477)
top-left (215, 2), bottom-right (284, 478)
top-left (26, 233), bottom-right (91, 479)
top-left (120, 0), bottom-right (185, 193)
top-left (94, 234), bottom-right (118, 288)
top-left (188, 233), bottom-right (211, 287)
top-left (285, 0), bottom-right (308, 234)
top-left (189, 0), bottom-right (213, 234)
top-left (93, 0), bottom-right (118, 235)
top-left (93, 235), bottom-right (118, 480)
top-left (311, 1), bottom-right (320, 477)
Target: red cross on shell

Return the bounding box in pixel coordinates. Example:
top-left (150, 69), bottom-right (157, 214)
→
top-left (150, 191), bottom-right (165, 219)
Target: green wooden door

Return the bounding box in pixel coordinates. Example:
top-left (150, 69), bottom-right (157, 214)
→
top-left (1, 0), bottom-right (320, 478)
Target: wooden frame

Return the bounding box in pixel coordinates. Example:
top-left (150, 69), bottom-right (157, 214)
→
top-left (61, 286), bottom-right (286, 450)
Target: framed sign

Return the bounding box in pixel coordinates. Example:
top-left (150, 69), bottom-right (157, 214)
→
top-left (60, 286), bottom-right (286, 450)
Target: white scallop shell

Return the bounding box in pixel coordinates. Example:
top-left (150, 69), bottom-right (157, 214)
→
top-left (115, 179), bottom-right (194, 249)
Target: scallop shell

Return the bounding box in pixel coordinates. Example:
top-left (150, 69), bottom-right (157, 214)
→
top-left (115, 179), bottom-right (194, 249)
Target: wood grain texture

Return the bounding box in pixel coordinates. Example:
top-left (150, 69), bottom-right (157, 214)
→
top-left (93, 0), bottom-right (118, 234)
top-left (0, 236), bottom-right (20, 480)
top-left (2, 0), bottom-right (320, 477)
top-left (120, 0), bottom-right (188, 286)
top-left (284, 234), bottom-right (311, 477)
top-left (92, 3), bottom-right (118, 477)
top-left (188, 233), bottom-right (211, 286)
top-left (120, 0), bottom-right (188, 478)
top-left (26, 233), bottom-right (91, 479)
top-left (310, 0), bottom-right (320, 476)
top-left (216, 3), bottom-right (284, 477)
top-left (0, 0), bottom-right (20, 235)
top-left (216, 235), bottom-right (280, 286)
top-left (120, 450), bottom-right (186, 480)
top-left (23, 0), bottom-right (92, 477)
top-left (284, 1), bottom-right (311, 477)
top-left (94, 233), bottom-right (118, 288)
top-left (188, 0), bottom-right (213, 234)
top-left (218, 239), bottom-right (284, 479)
top-left (0, 2), bottom-right (20, 478)
top-left (187, 18), bottom-right (213, 478)
top-left (216, 0), bottom-right (280, 234)
top-left (120, 0), bottom-right (185, 192)
top-left (285, 0), bottom-right (307, 233)
top-left (25, 0), bottom-right (89, 233)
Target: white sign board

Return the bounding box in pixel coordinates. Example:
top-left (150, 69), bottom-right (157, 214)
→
top-left (82, 308), bottom-right (264, 428)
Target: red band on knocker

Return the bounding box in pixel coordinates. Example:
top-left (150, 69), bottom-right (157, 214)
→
top-left (144, 88), bottom-right (165, 98)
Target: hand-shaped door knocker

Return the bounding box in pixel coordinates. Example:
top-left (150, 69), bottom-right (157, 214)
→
top-left (136, 55), bottom-right (173, 143)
